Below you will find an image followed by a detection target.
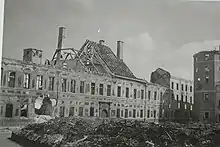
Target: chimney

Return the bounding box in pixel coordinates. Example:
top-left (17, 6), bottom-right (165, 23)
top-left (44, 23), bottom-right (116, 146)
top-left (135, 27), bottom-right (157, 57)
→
top-left (117, 41), bottom-right (124, 60)
top-left (56, 27), bottom-right (65, 66)
top-left (99, 40), bottom-right (105, 45)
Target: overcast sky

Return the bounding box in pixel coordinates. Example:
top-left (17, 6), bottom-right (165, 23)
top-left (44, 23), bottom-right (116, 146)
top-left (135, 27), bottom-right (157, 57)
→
top-left (2, 0), bottom-right (220, 81)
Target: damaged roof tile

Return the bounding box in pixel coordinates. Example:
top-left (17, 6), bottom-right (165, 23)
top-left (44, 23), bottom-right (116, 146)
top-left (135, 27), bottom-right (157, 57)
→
top-left (83, 40), bottom-right (137, 79)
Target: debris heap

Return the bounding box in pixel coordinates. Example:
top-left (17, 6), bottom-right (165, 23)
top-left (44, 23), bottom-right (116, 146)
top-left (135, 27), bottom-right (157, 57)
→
top-left (10, 117), bottom-right (220, 147)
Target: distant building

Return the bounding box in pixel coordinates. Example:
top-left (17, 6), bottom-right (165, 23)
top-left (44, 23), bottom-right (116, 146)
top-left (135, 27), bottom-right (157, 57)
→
top-left (146, 83), bottom-right (167, 122)
top-left (170, 76), bottom-right (194, 121)
top-left (150, 68), bottom-right (194, 122)
top-left (193, 50), bottom-right (220, 123)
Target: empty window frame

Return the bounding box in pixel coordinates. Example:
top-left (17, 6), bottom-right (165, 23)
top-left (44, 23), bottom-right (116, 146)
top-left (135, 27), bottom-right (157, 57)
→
top-left (204, 54), bottom-right (209, 60)
top-left (204, 112), bottom-right (209, 119)
top-left (204, 65), bottom-right (210, 72)
top-left (171, 82), bottom-right (174, 89)
top-left (70, 80), bottom-right (76, 93)
top-left (117, 86), bottom-right (121, 97)
top-left (133, 89), bottom-right (137, 99)
top-left (185, 85), bottom-right (188, 91)
top-left (8, 71), bottom-right (16, 88)
top-left (154, 91), bottom-right (157, 100)
top-left (36, 75), bottom-right (43, 90)
top-left (23, 73), bottom-right (30, 89)
top-left (126, 87), bottom-right (129, 98)
top-left (204, 93), bottom-right (209, 101)
top-left (62, 78), bottom-right (67, 92)
top-left (99, 84), bottom-right (104, 95)
top-left (91, 83), bottom-right (95, 95)
top-left (205, 76), bottom-right (209, 84)
top-left (48, 77), bottom-right (54, 91)
top-left (107, 85), bottom-right (111, 96)
top-left (141, 90), bottom-right (144, 99)
top-left (181, 84), bottom-right (184, 91)
top-left (80, 81), bottom-right (85, 93)
top-left (190, 86), bottom-right (193, 92)
top-left (148, 91), bottom-right (151, 100)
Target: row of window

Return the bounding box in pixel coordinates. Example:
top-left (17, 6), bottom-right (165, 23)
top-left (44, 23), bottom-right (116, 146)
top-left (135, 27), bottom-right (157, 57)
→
top-left (146, 109), bottom-right (157, 118)
top-left (66, 106), bottom-right (192, 119)
top-left (204, 111), bottom-right (218, 119)
top-left (2, 71), bottom-right (56, 90)
top-left (114, 109), bottom-right (144, 118)
top-left (160, 109), bottom-right (192, 118)
top-left (63, 80), bottom-right (145, 99)
top-left (148, 91), bottom-right (163, 101)
top-left (195, 65), bottom-right (210, 73)
top-left (59, 106), bottom-right (145, 119)
top-left (177, 103), bottom-right (193, 110)
top-left (195, 54), bottom-right (210, 62)
top-left (1, 71), bottom-right (146, 99)
top-left (171, 94), bottom-right (193, 103)
top-left (196, 76), bottom-right (210, 84)
top-left (113, 103), bottom-right (143, 108)
top-left (204, 112), bottom-right (209, 119)
top-left (171, 82), bottom-right (193, 92)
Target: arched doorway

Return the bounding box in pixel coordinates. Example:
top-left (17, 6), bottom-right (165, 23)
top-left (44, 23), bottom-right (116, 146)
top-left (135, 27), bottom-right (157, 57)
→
top-left (99, 102), bottom-right (111, 118)
top-left (101, 109), bottom-right (108, 118)
top-left (5, 104), bottom-right (13, 118)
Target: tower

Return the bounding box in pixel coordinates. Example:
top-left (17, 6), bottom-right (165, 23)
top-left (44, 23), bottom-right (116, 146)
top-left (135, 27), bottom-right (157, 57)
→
top-left (193, 50), bottom-right (220, 122)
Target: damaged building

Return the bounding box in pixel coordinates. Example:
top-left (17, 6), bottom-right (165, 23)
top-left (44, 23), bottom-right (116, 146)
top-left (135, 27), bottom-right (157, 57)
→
top-left (193, 50), bottom-right (220, 123)
top-left (145, 83), bottom-right (167, 122)
top-left (0, 27), bottom-right (168, 122)
top-left (150, 68), bottom-right (194, 122)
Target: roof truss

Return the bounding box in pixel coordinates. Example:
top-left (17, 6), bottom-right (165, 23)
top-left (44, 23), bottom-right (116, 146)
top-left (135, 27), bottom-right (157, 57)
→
top-left (50, 40), bottom-right (112, 76)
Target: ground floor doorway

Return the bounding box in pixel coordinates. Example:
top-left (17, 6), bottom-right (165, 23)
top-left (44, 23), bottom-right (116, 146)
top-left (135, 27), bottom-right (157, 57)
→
top-left (100, 109), bottom-right (108, 118)
top-left (5, 104), bottom-right (13, 118)
top-left (99, 102), bottom-right (111, 118)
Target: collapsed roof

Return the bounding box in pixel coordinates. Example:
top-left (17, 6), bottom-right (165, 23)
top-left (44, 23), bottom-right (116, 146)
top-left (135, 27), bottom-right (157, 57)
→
top-left (77, 40), bottom-right (136, 79)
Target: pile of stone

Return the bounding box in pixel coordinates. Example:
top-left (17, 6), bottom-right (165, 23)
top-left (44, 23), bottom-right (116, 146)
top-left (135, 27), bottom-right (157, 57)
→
top-left (10, 117), bottom-right (220, 147)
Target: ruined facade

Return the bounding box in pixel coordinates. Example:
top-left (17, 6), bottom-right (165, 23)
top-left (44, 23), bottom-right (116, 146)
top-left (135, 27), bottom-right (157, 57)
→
top-left (193, 50), bottom-right (220, 122)
top-left (0, 38), bottom-right (166, 122)
top-left (146, 83), bottom-right (167, 122)
top-left (150, 68), bottom-right (194, 122)
top-left (170, 76), bottom-right (194, 121)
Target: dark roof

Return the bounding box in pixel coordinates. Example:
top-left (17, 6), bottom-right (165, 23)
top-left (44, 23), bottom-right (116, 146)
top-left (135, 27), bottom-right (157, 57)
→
top-left (193, 50), bottom-right (220, 56)
top-left (150, 68), bottom-right (171, 88)
top-left (154, 68), bottom-right (171, 78)
top-left (80, 40), bottom-right (136, 79)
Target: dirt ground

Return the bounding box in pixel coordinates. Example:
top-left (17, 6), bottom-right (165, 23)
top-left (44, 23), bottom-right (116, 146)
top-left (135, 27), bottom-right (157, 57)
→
top-left (0, 131), bottom-right (22, 147)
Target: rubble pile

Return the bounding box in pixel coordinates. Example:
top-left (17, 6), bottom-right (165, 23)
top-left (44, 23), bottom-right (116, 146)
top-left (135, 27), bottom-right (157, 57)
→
top-left (11, 118), bottom-right (220, 147)
top-left (33, 115), bottom-right (53, 123)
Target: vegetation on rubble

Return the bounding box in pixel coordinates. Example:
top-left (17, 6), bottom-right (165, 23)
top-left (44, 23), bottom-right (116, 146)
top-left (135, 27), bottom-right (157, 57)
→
top-left (10, 117), bottom-right (220, 147)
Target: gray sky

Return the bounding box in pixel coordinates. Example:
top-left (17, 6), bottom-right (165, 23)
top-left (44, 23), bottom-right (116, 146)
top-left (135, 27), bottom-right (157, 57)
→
top-left (2, 0), bottom-right (220, 81)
